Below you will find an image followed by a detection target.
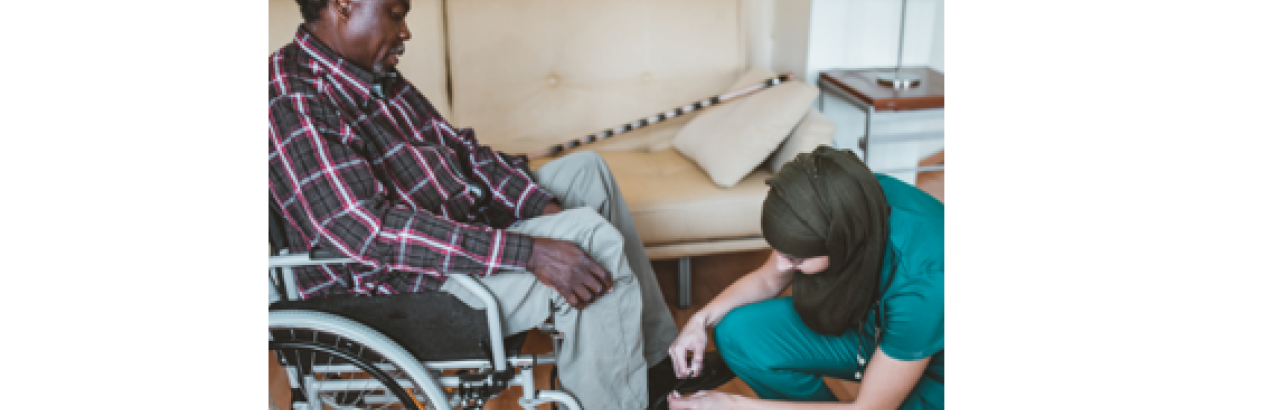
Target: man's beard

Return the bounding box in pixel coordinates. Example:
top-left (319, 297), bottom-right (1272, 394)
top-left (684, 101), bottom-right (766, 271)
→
top-left (373, 45), bottom-right (405, 78)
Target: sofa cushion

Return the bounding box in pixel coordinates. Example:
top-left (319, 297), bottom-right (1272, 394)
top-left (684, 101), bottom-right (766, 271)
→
top-left (493, 113), bottom-right (698, 157)
top-left (595, 149), bottom-right (770, 246)
top-left (767, 106), bottom-right (836, 173)
top-left (268, 0), bottom-right (453, 120)
top-left (673, 66), bottom-right (819, 188)
top-left (446, 0), bottom-right (747, 155)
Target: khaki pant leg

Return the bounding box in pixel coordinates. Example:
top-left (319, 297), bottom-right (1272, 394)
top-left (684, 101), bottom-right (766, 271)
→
top-left (440, 208), bottom-right (649, 409)
top-left (532, 151), bottom-right (679, 365)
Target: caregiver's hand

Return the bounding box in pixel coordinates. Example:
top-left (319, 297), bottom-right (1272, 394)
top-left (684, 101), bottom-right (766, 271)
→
top-left (667, 391), bottom-right (743, 410)
top-left (669, 314), bottom-right (710, 378)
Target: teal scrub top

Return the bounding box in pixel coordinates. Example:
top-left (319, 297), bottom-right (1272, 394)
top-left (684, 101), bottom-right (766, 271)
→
top-left (872, 174), bottom-right (945, 409)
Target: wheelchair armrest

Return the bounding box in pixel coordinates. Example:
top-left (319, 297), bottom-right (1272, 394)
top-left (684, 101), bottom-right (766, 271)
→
top-left (269, 252), bottom-right (356, 268)
top-left (445, 275), bottom-right (511, 373)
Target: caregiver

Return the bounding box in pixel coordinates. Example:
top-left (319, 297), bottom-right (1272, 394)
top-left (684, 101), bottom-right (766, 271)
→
top-left (666, 147), bottom-right (943, 410)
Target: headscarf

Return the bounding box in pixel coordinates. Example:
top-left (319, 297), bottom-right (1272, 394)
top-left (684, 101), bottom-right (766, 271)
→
top-left (762, 146), bottom-right (892, 336)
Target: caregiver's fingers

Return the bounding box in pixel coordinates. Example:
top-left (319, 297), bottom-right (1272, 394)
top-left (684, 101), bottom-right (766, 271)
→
top-left (667, 392), bottom-right (696, 410)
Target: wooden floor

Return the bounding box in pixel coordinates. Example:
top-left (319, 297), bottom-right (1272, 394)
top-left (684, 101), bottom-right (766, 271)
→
top-left (270, 155), bottom-right (943, 409)
top-left (916, 151), bottom-right (944, 203)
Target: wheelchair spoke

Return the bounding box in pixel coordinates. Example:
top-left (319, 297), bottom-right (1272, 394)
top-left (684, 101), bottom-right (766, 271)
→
top-left (360, 377), bottom-right (378, 408)
top-left (326, 342), bottom-right (345, 406)
top-left (370, 359), bottom-right (391, 410)
top-left (271, 326), bottom-right (424, 410)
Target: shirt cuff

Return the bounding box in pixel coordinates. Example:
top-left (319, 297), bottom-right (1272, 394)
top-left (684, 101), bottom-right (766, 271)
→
top-left (495, 229), bottom-right (536, 274)
top-left (519, 188), bottom-right (555, 220)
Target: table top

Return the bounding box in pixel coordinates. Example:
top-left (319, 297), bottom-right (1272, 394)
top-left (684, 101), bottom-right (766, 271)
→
top-left (819, 67), bottom-right (944, 111)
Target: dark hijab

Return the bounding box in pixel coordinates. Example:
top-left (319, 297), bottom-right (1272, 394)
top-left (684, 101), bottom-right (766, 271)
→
top-left (762, 146), bottom-right (892, 336)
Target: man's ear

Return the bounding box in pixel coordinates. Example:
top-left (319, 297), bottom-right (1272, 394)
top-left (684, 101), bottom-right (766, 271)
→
top-left (332, 0), bottom-right (353, 21)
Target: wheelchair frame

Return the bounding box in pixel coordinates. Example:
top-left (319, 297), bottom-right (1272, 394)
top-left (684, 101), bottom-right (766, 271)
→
top-left (269, 250), bottom-right (583, 410)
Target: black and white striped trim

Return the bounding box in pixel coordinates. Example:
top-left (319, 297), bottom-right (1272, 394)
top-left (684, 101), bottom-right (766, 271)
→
top-left (540, 74), bottom-right (792, 156)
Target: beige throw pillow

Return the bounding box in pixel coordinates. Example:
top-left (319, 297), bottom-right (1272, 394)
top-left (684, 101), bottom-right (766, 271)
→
top-left (767, 106), bottom-right (836, 173)
top-left (673, 67), bottom-right (818, 188)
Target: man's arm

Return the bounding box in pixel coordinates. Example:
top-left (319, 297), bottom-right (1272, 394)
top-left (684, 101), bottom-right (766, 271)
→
top-left (269, 94), bottom-right (536, 278)
top-left (541, 201), bottom-right (564, 216)
top-left (271, 94), bottom-right (611, 306)
top-left (439, 125), bottom-right (558, 220)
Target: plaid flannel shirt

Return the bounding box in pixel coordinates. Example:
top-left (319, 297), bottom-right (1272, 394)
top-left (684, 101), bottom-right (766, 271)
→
top-left (269, 26), bottom-right (554, 299)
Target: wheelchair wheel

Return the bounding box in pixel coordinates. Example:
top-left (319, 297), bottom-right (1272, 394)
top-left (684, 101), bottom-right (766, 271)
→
top-left (271, 310), bottom-right (449, 410)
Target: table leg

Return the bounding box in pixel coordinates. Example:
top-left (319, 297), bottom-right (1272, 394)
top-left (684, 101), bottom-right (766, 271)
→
top-left (678, 257), bottom-right (692, 309)
top-left (863, 106), bottom-right (875, 162)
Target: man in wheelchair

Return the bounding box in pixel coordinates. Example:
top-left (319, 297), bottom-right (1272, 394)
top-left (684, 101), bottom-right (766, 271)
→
top-left (269, 0), bottom-right (734, 408)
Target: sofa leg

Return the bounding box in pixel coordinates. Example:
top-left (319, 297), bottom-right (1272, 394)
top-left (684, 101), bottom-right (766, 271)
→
top-left (678, 257), bottom-right (692, 309)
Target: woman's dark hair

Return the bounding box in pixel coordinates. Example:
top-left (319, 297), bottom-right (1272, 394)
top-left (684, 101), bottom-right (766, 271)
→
top-left (296, 0), bottom-right (330, 23)
top-left (762, 146), bottom-right (894, 339)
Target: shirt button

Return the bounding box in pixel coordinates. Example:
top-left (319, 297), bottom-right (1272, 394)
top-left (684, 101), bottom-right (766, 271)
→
top-left (548, 76), bottom-right (558, 86)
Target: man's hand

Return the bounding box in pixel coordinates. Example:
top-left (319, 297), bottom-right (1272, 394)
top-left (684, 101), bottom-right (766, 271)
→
top-left (542, 201), bottom-right (564, 217)
top-left (528, 237), bottom-right (612, 309)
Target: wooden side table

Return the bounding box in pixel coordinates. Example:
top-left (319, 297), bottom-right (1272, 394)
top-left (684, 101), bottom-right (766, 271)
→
top-left (818, 67), bottom-right (945, 174)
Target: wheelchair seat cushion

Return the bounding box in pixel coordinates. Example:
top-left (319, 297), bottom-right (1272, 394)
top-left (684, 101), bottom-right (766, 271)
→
top-left (270, 292), bottom-right (527, 361)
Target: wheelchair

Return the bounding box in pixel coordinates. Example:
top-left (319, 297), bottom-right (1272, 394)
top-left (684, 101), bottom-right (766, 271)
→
top-left (269, 206), bottom-right (583, 410)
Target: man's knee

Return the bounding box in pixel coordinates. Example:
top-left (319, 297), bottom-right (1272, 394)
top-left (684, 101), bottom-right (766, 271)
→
top-left (557, 208), bottom-right (632, 281)
top-left (560, 150), bottom-right (608, 170)
top-left (536, 151), bottom-right (619, 209)
top-left (558, 151), bottom-right (615, 188)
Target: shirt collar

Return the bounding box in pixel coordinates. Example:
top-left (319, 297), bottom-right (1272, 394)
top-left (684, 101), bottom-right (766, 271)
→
top-left (293, 25), bottom-right (394, 107)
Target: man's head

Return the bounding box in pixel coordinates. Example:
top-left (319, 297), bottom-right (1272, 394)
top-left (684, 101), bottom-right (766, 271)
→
top-left (297, 0), bottom-right (412, 77)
